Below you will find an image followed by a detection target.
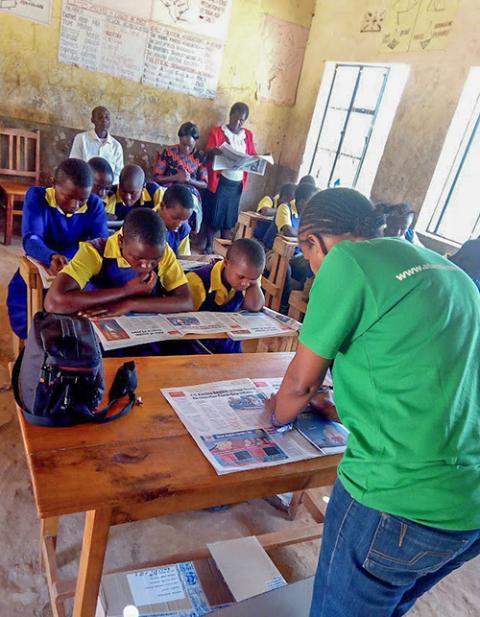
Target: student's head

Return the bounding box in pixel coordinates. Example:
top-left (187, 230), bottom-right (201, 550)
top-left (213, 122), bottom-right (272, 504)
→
top-left (178, 122), bottom-right (200, 155)
top-left (119, 208), bottom-right (166, 275)
top-left (299, 175), bottom-right (316, 186)
top-left (53, 158), bottom-right (93, 215)
top-left (159, 185), bottom-right (194, 231)
top-left (88, 157), bottom-right (114, 198)
top-left (295, 183), bottom-right (317, 213)
top-left (278, 183), bottom-right (296, 205)
top-left (118, 164), bottom-right (145, 206)
top-left (91, 106), bottom-right (111, 137)
top-left (376, 202), bottom-right (415, 238)
top-left (228, 102), bottom-right (249, 134)
top-left (224, 238), bottom-right (266, 291)
top-left (299, 188), bottom-right (385, 273)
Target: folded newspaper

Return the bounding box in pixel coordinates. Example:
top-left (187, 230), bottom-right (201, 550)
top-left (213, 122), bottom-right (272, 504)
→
top-left (27, 257), bottom-right (55, 289)
top-left (162, 377), bottom-right (347, 475)
top-left (91, 308), bottom-right (300, 351)
top-left (213, 143), bottom-right (274, 177)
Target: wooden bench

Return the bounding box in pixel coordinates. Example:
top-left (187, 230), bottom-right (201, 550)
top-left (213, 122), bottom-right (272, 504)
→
top-left (0, 128), bottom-right (40, 245)
top-left (261, 236), bottom-right (298, 312)
top-left (213, 211), bottom-right (272, 257)
top-left (288, 290), bottom-right (308, 322)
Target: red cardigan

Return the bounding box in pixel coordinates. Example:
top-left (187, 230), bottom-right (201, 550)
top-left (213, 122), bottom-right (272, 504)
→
top-left (206, 126), bottom-right (257, 193)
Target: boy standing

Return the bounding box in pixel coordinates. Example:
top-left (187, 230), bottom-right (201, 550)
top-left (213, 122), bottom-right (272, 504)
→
top-left (70, 106), bottom-right (124, 183)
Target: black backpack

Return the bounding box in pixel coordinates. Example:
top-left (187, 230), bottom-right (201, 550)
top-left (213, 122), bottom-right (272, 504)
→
top-left (12, 313), bottom-right (138, 427)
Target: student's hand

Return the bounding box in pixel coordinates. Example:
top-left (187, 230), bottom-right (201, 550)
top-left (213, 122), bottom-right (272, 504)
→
top-left (124, 271), bottom-right (157, 297)
top-left (49, 254), bottom-right (68, 275)
top-left (176, 169), bottom-right (191, 183)
top-left (264, 394), bottom-right (277, 416)
top-left (309, 390), bottom-right (339, 422)
top-left (79, 299), bottom-right (132, 318)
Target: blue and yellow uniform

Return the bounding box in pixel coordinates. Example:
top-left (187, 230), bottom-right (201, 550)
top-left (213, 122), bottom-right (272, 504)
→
top-left (61, 230), bottom-right (186, 293)
top-left (186, 260), bottom-right (245, 354)
top-left (166, 222), bottom-right (191, 257)
top-left (104, 182), bottom-right (164, 220)
top-left (256, 194), bottom-right (297, 214)
top-left (7, 186), bottom-right (108, 339)
top-left (261, 201), bottom-right (300, 252)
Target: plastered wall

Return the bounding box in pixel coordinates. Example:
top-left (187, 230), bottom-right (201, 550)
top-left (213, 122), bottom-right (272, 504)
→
top-left (0, 0), bottom-right (314, 201)
top-left (283, 0), bottom-right (480, 214)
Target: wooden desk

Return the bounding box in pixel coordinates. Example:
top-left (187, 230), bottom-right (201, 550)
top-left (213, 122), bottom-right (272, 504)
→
top-left (16, 353), bottom-right (339, 617)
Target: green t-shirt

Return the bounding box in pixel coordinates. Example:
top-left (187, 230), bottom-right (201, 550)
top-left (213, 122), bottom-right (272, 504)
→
top-left (300, 237), bottom-right (480, 530)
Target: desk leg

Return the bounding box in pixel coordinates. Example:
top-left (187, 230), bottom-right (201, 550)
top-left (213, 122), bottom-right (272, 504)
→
top-left (72, 508), bottom-right (111, 617)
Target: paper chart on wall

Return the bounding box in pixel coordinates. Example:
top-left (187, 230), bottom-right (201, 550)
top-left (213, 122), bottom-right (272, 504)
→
top-left (381, 0), bottom-right (459, 53)
top-left (256, 15), bottom-right (309, 107)
top-left (0, 0), bottom-right (52, 24)
top-left (58, 0), bottom-right (232, 98)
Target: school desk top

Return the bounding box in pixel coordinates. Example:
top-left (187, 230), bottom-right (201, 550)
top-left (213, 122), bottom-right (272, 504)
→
top-left (16, 353), bottom-right (340, 521)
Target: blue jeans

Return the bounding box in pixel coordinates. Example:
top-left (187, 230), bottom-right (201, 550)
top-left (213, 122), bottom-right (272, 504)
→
top-left (310, 480), bottom-right (480, 617)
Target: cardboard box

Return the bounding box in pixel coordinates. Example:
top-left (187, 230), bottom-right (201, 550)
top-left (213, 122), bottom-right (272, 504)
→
top-left (96, 558), bottom-right (233, 617)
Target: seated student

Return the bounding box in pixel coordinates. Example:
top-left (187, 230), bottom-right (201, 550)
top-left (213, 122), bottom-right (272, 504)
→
top-left (7, 158), bottom-right (108, 340)
top-left (376, 202), bottom-right (423, 245)
top-left (449, 238), bottom-right (480, 291)
top-left (44, 208), bottom-right (193, 321)
top-left (186, 238), bottom-right (265, 353)
top-left (105, 164), bottom-right (163, 221)
top-left (254, 183), bottom-right (296, 244)
top-left (88, 157), bottom-right (114, 201)
top-left (256, 174), bottom-right (316, 216)
top-left (154, 184), bottom-right (194, 257)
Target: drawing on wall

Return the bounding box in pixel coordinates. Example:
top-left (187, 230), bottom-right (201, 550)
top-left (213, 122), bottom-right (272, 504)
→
top-left (381, 0), bottom-right (459, 52)
top-left (58, 0), bottom-right (232, 98)
top-left (0, 0), bottom-right (52, 24)
top-left (360, 10), bottom-right (385, 33)
top-left (256, 15), bottom-right (309, 107)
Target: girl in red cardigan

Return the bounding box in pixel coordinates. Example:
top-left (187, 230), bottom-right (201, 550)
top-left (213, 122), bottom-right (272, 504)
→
top-left (204, 102), bottom-right (256, 253)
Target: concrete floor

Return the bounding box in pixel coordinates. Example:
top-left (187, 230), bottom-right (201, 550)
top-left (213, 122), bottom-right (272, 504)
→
top-left (0, 230), bottom-right (478, 617)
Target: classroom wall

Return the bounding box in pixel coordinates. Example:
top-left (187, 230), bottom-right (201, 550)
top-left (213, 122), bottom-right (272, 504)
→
top-left (0, 0), bottom-right (315, 202)
top-left (281, 0), bottom-right (480, 216)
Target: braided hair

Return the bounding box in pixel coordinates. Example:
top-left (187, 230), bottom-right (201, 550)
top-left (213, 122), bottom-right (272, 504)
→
top-left (300, 188), bottom-right (385, 239)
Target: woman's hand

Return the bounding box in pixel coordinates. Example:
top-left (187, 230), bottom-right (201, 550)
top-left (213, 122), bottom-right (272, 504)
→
top-left (49, 254), bottom-right (68, 275)
top-left (264, 394), bottom-right (277, 416)
top-left (309, 389), bottom-right (339, 422)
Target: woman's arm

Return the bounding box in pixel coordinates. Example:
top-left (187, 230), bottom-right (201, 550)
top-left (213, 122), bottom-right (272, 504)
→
top-left (266, 343), bottom-right (330, 425)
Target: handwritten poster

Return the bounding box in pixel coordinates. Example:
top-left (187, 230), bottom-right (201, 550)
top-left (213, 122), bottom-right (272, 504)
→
top-left (142, 23), bottom-right (224, 98)
top-left (58, 0), bottom-right (232, 98)
top-left (382, 0), bottom-right (459, 52)
top-left (256, 16), bottom-right (309, 107)
top-left (0, 0), bottom-right (52, 24)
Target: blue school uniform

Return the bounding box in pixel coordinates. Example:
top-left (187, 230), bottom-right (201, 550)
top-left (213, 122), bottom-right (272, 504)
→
top-left (104, 181), bottom-right (163, 220)
top-left (7, 187), bottom-right (108, 339)
top-left (166, 221), bottom-right (191, 257)
top-left (262, 202), bottom-right (300, 253)
top-left (186, 260), bottom-right (245, 354)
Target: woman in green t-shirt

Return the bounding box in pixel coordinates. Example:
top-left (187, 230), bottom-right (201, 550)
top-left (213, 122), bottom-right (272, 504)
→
top-left (265, 188), bottom-right (480, 617)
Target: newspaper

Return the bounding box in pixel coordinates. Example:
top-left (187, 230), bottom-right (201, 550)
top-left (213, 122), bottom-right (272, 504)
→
top-left (27, 256), bottom-right (55, 289)
top-left (162, 377), bottom-right (346, 475)
top-left (92, 310), bottom-right (300, 351)
top-left (213, 143), bottom-right (274, 177)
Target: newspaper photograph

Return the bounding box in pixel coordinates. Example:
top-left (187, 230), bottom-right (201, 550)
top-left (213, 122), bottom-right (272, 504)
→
top-left (213, 143), bottom-right (274, 177)
top-left (162, 377), bottom-right (345, 475)
top-left (92, 310), bottom-right (300, 351)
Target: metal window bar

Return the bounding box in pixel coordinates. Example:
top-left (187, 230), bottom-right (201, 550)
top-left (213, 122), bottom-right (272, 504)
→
top-left (429, 110), bottom-right (480, 240)
top-left (308, 63), bottom-right (391, 189)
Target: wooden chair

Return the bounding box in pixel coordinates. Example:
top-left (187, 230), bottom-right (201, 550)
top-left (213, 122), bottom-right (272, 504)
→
top-left (19, 256), bottom-right (47, 335)
top-left (288, 290), bottom-right (308, 322)
top-left (261, 236), bottom-right (298, 312)
top-left (213, 211), bottom-right (272, 257)
top-left (0, 128), bottom-right (40, 245)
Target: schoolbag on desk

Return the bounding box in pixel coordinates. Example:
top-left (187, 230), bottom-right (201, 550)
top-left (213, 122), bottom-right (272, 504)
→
top-left (12, 312), bottom-right (138, 427)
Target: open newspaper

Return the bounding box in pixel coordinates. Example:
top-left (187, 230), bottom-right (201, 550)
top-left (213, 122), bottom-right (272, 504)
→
top-left (27, 257), bottom-right (55, 289)
top-left (162, 377), bottom-right (347, 475)
top-left (213, 143), bottom-right (274, 177)
top-left (91, 308), bottom-right (300, 351)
